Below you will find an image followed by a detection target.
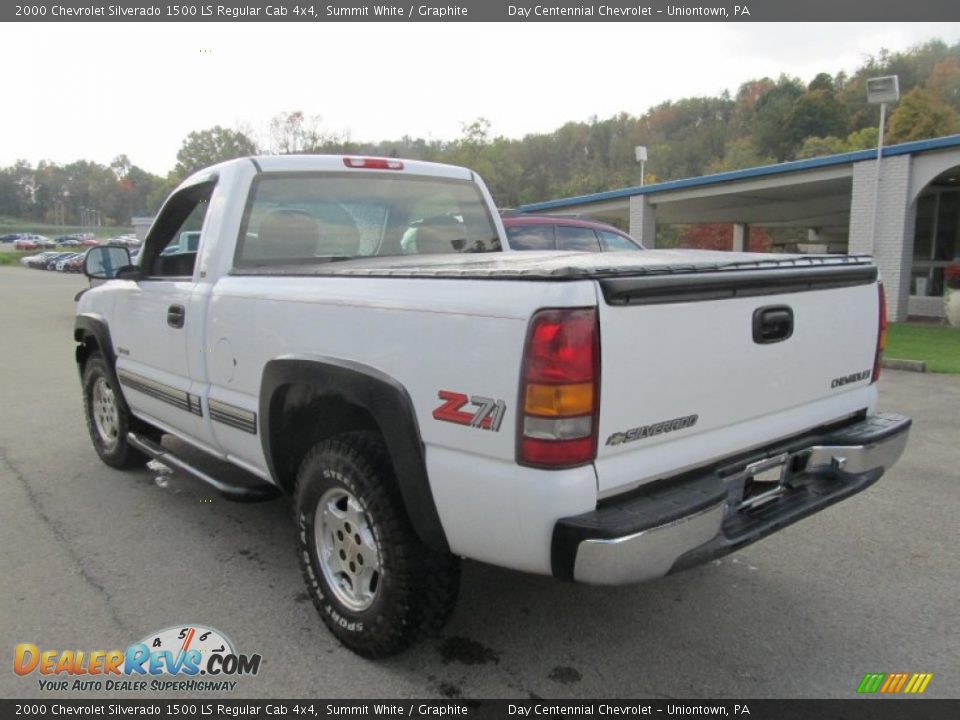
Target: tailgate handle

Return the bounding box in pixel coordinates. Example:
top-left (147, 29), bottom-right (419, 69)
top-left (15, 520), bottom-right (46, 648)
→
top-left (753, 305), bottom-right (793, 344)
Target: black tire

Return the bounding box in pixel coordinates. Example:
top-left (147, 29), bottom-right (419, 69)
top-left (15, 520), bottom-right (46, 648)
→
top-left (81, 352), bottom-right (150, 469)
top-left (295, 431), bottom-right (460, 658)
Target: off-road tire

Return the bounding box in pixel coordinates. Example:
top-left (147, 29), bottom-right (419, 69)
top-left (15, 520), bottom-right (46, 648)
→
top-left (81, 352), bottom-right (151, 468)
top-left (294, 431), bottom-right (460, 658)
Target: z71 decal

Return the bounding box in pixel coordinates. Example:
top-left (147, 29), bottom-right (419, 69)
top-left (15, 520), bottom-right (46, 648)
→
top-left (433, 391), bottom-right (506, 432)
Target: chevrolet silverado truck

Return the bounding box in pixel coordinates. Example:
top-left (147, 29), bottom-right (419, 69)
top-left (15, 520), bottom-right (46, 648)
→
top-left (76, 155), bottom-right (911, 657)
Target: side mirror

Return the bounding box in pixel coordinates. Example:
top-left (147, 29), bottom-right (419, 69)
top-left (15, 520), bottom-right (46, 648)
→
top-left (84, 245), bottom-right (132, 280)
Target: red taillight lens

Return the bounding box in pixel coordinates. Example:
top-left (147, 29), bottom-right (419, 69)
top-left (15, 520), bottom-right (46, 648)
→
top-left (343, 157), bottom-right (404, 170)
top-left (518, 308), bottom-right (599, 468)
top-left (873, 282), bottom-right (887, 383)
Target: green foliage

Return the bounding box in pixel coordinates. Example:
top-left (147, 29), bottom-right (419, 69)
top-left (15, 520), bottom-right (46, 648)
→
top-left (886, 88), bottom-right (960, 144)
top-left (173, 126), bottom-right (259, 178)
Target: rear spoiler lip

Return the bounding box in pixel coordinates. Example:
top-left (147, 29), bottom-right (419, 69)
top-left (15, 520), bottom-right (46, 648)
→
top-left (599, 261), bottom-right (878, 306)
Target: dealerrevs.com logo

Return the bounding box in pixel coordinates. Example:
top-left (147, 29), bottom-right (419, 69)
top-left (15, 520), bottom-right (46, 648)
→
top-left (14, 625), bottom-right (261, 692)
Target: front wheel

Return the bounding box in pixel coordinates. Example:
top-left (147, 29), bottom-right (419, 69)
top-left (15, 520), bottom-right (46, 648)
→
top-left (81, 353), bottom-right (149, 468)
top-left (295, 432), bottom-right (460, 658)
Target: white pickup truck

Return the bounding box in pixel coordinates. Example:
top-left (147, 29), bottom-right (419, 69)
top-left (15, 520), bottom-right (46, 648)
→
top-left (76, 155), bottom-right (910, 657)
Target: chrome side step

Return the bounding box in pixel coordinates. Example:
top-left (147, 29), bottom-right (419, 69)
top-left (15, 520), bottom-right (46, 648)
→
top-left (128, 432), bottom-right (280, 502)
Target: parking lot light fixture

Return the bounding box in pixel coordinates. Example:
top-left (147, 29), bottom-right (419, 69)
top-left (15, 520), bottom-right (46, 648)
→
top-left (635, 145), bottom-right (648, 187)
top-left (866, 75), bottom-right (900, 250)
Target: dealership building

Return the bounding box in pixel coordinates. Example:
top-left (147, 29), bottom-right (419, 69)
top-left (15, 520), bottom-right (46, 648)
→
top-left (519, 134), bottom-right (960, 322)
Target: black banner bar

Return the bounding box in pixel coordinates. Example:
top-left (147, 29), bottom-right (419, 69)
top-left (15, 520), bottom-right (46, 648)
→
top-left (3, 0), bottom-right (960, 22)
top-left (2, 699), bottom-right (959, 720)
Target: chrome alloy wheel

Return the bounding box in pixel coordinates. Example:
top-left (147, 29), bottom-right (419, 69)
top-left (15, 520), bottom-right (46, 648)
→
top-left (314, 488), bottom-right (383, 611)
top-left (92, 377), bottom-right (120, 450)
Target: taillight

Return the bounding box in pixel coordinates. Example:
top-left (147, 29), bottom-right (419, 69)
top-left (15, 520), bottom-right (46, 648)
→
top-left (518, 308), bottom-right (599, 468)
top-left (343, 157), bottom-right (404, 170)
top-left (872, 281), bottom-right (887, 383)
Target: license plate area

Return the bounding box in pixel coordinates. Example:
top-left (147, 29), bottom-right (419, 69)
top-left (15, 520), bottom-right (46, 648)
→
top-left (737, 453), bottom-right (789, 511)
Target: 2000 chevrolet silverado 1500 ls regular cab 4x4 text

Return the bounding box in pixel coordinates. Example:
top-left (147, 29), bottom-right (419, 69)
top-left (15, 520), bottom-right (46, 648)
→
top-left (76, 155), bottom-right (910, 657)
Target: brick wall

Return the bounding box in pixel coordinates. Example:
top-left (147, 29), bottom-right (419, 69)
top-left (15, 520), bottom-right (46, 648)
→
top-left (849, 155), bottom-right (915, 321)
top-left (628, 195), bottom-right (657, 248)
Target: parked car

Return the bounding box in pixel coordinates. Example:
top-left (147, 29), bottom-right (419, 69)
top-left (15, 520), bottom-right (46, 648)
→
top-left (500, 213), bottom-right (643, 252)
top-left (14, 238), bottom-right (39, 251)
top-left (58, 238), bottom-right (82, 247)
top-left (46, 252), bottom-right (76, 270)
top-left (23, 252), bottom-right (60, 268)
top-left (56, 253), bottom-right (79, 271)
top-left (66, 254), bottom-right (86, 273)
top-left (28, 234), bottom-right (55, 249)
top-left (80, 238), bottom-right (101, 247)
top-left (1, 233), bottom-right (25, 243)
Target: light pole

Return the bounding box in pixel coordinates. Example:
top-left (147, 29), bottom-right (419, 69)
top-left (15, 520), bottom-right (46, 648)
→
top-left (635, 145), bottom-right (648, 187)
top-left (866, 75), bottom-right (900, 250)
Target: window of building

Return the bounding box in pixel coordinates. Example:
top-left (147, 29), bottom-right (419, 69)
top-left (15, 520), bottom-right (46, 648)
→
top-left (912, 184), bottom-right (960, 296)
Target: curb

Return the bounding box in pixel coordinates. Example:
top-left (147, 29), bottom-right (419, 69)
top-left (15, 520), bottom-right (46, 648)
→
top-left (881, 358), bottom-right (927, 373)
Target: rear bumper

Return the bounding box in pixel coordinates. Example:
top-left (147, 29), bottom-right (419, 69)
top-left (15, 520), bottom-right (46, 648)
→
top-left (551, 412), bottom-right (911, 584)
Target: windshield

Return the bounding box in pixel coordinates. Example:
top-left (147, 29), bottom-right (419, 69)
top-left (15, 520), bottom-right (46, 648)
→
top-left (235, 173), bottom-right (501, 267)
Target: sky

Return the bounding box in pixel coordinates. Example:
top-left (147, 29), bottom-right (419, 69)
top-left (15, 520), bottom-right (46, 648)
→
top-left (2, 21), bottom-right (959, 176)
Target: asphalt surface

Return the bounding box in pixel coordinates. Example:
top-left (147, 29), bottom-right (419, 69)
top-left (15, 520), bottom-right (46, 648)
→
top-left (1, 266), bottom-right (958, 700)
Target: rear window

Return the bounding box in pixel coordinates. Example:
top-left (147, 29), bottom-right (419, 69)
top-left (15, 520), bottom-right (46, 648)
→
top-left (556, 225), bottom-right (601, 252)
top-left (599, 230), bottom-right (640, 251)
top-left (235, 173), bottom-right (500, 266)
top-left (506, 225), bottom-right (555, 250)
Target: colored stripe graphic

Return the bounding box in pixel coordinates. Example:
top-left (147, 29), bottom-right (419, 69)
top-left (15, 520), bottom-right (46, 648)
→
top-left (857, 673), bottom-right (885, 693)
top-left (858, 672), bottom-right (932, 694)
top-left (905, 673), bottom-right (933, 694)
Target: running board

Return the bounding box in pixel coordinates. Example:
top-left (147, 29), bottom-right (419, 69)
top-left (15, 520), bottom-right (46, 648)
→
top-left (127, 432), bottom-right (281, 502)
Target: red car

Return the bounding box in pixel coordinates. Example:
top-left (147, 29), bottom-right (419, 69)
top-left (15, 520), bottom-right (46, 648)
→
top-left (500, 213), bottom-right (643, 252)
top-left (14, 239), bottom-right (39, 251)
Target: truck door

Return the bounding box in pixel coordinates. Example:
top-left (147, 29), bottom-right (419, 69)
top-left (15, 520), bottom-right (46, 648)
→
top-left (110, 179), bottom-right (215, 445)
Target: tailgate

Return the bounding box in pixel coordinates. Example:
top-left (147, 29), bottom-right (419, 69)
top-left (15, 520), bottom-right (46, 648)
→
top-left (593, 262), bottom-right (881, 497)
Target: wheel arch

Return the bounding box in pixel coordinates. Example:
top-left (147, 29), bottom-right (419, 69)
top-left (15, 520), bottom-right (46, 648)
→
top-left (74, 314), bottom-right (116, 376)
top-left (260, 356), bottom-right (448, 553)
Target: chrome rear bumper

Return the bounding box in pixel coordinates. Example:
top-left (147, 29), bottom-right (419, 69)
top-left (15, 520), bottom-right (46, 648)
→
top-left (552, 413), bottom-right (911, 585)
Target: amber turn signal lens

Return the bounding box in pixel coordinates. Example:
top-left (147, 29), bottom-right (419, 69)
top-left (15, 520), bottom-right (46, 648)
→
top-left (524, 382), bottom-right (594, 417)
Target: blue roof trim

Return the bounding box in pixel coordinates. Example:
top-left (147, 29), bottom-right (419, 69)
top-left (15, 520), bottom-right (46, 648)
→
top-left (519, 134), bottom-right (960, 213)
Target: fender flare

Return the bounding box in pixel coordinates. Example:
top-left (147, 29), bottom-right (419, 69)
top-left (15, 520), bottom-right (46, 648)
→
top-left (74, 314), bottom-right (116, 374)
top-left (260, 356), bottom-right (449, 553)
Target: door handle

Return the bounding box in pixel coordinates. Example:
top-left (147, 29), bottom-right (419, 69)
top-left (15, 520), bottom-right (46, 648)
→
top-left (167, 304), bottom-right (185, 329)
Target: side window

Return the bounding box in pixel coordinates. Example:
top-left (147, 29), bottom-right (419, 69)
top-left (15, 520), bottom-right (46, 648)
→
top-left (141, 182), bottom-right (214, 278)
top-left (506, 225), bottom-right (555, 250)
top-left (600, 230), bottom-right (641, 251)
top-left (556, 225), bottom-right (601, 252)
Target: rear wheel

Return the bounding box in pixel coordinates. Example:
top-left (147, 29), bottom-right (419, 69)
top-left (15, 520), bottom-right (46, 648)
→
top-left (82, 352), bottom-right (150, 468)
top-left (295, 432), bottom-right (460, 658)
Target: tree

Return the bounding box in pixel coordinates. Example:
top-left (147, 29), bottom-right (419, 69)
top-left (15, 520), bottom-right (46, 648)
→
top-left (712, 137), bottom-right (775, 172)
top-left (750, 76), bottom-right (805, 161)
top-left (926, 57), bottom-right (960, 112)
top-left (788, 88), bottom-right (847, 143)
top-left (173, 126), bottom-right (258, 178)
top-left (886, 88), bottom-right (960, 144)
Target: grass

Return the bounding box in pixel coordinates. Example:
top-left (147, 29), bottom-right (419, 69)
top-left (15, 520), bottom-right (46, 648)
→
top-left (886, 322), bottom-right (960, 374)
top-left (0, 250), bottom-right (29, 265)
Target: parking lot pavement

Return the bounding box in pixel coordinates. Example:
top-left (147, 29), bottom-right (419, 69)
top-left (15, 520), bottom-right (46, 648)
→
top-left (1, 265), bottom-right (958, 699)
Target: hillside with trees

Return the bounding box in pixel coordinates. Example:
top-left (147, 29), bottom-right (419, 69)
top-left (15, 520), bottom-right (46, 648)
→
top-left (2, 39), bottom-right (959, 229)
